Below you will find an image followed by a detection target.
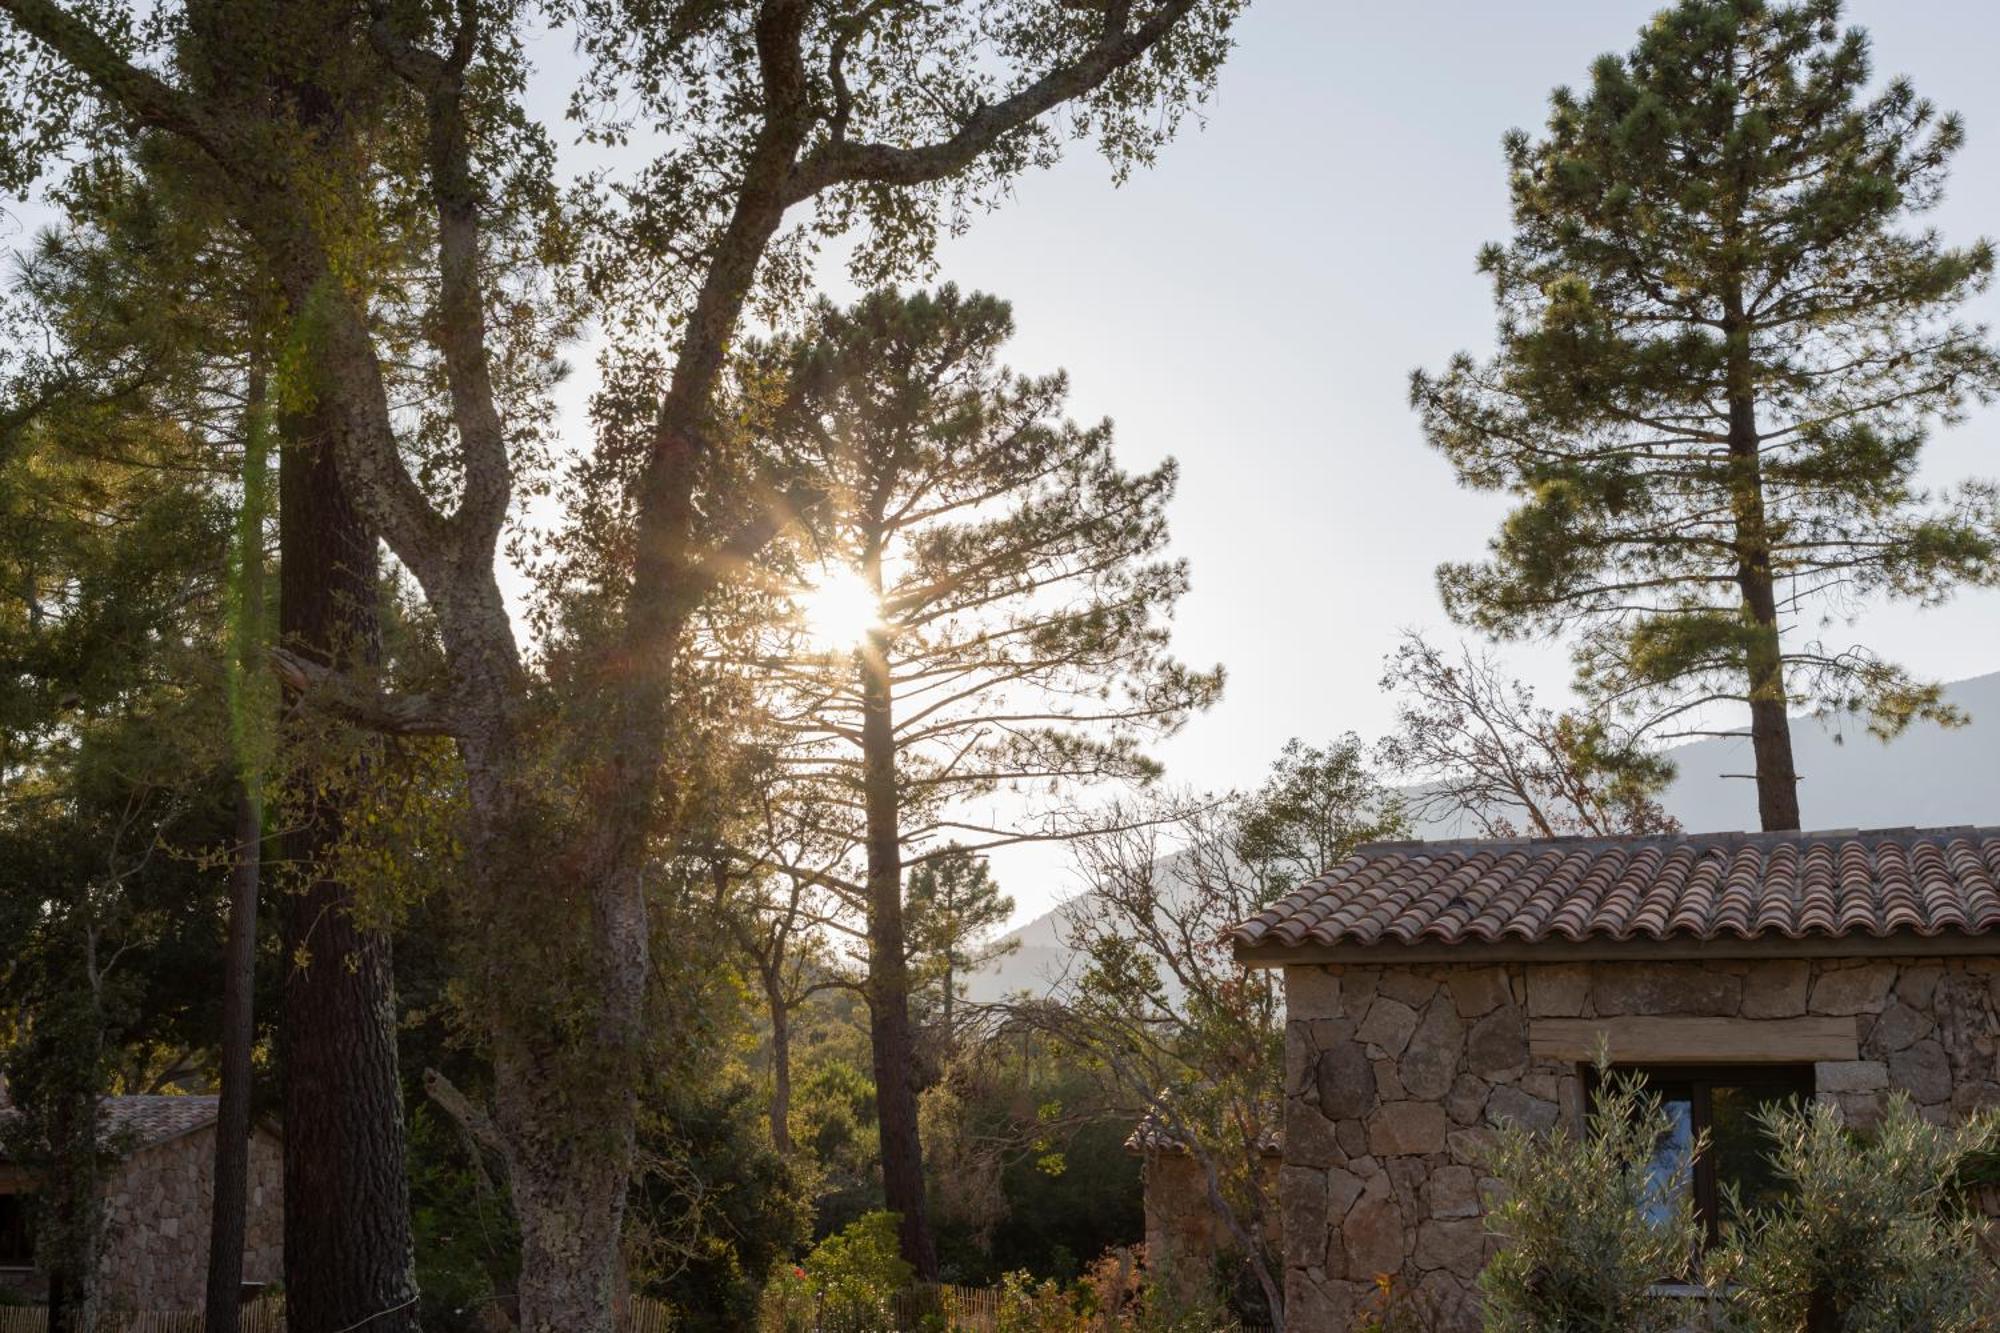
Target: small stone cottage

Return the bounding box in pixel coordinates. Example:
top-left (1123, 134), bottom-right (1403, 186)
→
top-left (1228, 825), bottom-right (2000, 1331)
top-left (0, 1095), bottom-right (283, 1309)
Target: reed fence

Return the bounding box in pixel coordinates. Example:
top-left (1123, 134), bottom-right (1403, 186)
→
top-left (0, 1299), bottom-right (283, 1333)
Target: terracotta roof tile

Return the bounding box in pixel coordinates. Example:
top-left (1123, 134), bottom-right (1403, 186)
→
top-left (1230, 827), bottom-right (2000, 955)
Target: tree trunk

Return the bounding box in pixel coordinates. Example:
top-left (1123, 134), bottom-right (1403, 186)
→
top-left (857, 597), bottom-right (938, 1279)
top-left (1723, 285), bottom-right (1801, 832)
top-left (492, 1040), bottom-right (635, 1332)
top-left (765, 968), bottom-right (794, 1156)
top-left (204, 778), bottom-right (260, 1327)
top-left (207, 361), bottom-right (267, 1331)
top-left (277, 411), bottom-right (419, 1333)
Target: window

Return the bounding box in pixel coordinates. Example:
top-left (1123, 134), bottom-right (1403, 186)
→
top-left (1587, 1064), bottom-right (1814, 1243)
top-left (0, 1193), bottom-right (32, 1267)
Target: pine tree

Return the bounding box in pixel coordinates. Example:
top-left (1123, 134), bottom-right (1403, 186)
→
top-left (904, 846), bottom-right (1016, 1043)
top-left (1413, 0), bottom-right (2000, 831)
top-left (735, 285), bottom-right (1221, 1276)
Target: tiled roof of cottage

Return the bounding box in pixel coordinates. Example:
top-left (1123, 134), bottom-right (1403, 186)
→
top-left (0, 1096), bottom-right (224, 1160)
top-left (1230, 826), bottom-right (2000, 955)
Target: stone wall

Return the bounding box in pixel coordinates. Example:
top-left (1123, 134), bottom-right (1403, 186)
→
top-left (96, 1124), bottom-right (284, 1308)
top-left (1140, 1150), bottom-right (1280, 1304)
top-left (1280, 955), bottom-right (2000, 1331)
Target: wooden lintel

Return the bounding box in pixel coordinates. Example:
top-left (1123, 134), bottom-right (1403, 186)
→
top-left (1528, 1015), bottom-right (1859, 1064)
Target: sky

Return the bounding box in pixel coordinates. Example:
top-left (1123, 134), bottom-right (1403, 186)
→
top-left (821, 0), bottom-right (2000, 922)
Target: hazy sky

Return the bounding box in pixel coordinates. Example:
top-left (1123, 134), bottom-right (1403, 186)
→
top-left (809, 0), bottom-right (2000, 921)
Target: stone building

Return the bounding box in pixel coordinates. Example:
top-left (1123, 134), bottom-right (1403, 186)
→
top-left (0, 1095), bottom-right (283, 1309)
top-left (1228, 826), bottom-right (2000, 1331)
top-left (1127, 1114), bottom-right (1281, 1302)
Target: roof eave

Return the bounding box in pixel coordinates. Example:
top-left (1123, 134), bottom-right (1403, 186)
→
top-left (1233, 928), bottom-right (2000, 969)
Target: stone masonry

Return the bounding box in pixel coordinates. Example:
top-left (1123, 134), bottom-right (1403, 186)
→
top-left (1280, 956), bottom-right (2000, 1331)
top-left (94, 1122), bottom-right (284, 1308)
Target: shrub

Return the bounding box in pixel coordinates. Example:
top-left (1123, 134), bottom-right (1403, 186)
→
top-left (1478, 1067), bottom-right (1704, 1332)
top-left (1707, 1093), bottom-right (2000, 1332)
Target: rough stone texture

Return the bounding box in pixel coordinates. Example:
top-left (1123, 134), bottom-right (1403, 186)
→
top-left (94, 1123), bottom-right (283, 1308)
top-left (1317, 1041), bottom-right (1378, 1122)
top-left (1809, 962), bottom-right (1897, 1016)
top-left (1525, 964), bottom-right (1587, 1017)
top-left (1741, 959), bottom-right (1810, 1019)
top-left (1272, 955), bottom-right (2000, 1333)
top-left (1399, 999), bottom-right (1465, 1100)
top-left (1591, 963), bottom-right (1740, 1016)
top-left (1445, 968), bottom-right (1510, 1018)
top-left (1142, 1150), bottom-right (1280, 1307)
top-left (1356, 996), bottom-right (1420, 1057)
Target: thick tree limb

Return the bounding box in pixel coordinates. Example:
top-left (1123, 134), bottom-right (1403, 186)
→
top-left (269, 647), bottom-right (459, 736)
top-left (786, 0), bottom-right (1199, 199)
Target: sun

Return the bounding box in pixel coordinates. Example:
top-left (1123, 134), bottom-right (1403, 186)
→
top-left (797, 567), bottom-right (883, 650)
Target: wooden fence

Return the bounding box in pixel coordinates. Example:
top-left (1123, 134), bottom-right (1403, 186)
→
top-left (0, 1298), bottom-right (679, 1333)
top-left (0, 1301), bottom-right (283, 1333)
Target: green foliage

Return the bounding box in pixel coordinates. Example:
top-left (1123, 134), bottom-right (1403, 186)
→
top-left (629, 1073), bottom-right (812, 1331)
top-left (906, 847), bottom-right (1017, 1035)
top-left (1415, 0), bottom-right (2000, 758)
top-left (797, 1211), bottom-right (916, 1331)
top-left (1707, 1094), bottom-right (2000, 1330)
top-left (407, 1105), bottom-right (519, 1333)
top-left (1480, 1068), bottom-right (1705, 1333)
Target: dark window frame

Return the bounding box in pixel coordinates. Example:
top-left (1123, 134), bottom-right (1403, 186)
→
top-left (1583, 1062), bottom-right (1815, 1244)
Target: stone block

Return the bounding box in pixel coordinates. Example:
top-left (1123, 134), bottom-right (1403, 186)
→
top-left (1889, 1040), bottom-right (1953, 1106)
top-left (1447, 1127), bottom-right (1496, 1167)
top-left (1464, 1006), bottom-right (1529, 1078)
top-left (1284, 1098), bottom-right (1346, 1169)
top-left (1810, 963), bottom-right (1897, 1016)
top-left (1445, 1074), bottom-right (1490, 1127)
top-left (1741, 959), bottom-right (1810, 1019)
top-left (1317, 1041), bottom-right (1380, 1121)
top-left (1379, 969), bottom-right (1440, 1010)
top-left (1591, 963), bottom-right (1740, 1016)
top-left (1446, 967), bottom-right (1511, 1018)
top-left (1341, 1183), bottom-right (1406, 1279)
top-left (1399, 998), bottom-right (1465, 1100)
top-left (1426, 1165), bottom-right (1481, 1219)
top-left (1485, 1083), bottom-right (1558, 1132)
top-left (1357, 996), bottom-right (1420, 1056)
top-left (1526, 964), bottom-right (1588, 1017)
top-left (1367, 1101), bottom-right (1450, 1156)
top-left (1815, 1060), bottom-right (1888, 1093)
top-left (1864, 1001), bottom-right (1933, 1057)
top-left (1289, 965), bottom-right (1343, 1019)
top-left (1898, 964), bottom-right (1944, 1010)
top-left (1414, 1218), bottom-right (1486, 1279)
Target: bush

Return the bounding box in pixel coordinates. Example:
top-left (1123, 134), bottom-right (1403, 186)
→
top-left (1478, 1067), bottom-right (1703, 1333)
top-left (758, 1210), bottom-right (914, 1332)
top-left (1708, 1093), bottom-right (2000, 1332)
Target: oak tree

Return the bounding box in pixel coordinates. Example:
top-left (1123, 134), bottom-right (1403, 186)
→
top-left (0, 2), bottom-right (1247, 1321)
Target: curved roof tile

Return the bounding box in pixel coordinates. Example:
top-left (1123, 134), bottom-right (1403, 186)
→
top-left (1230, 827), bottom-right (2000, 955)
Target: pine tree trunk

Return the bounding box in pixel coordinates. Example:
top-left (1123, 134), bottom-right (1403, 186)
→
top-left (277, 412), bottom-right (419, 1333)
top-left (203, 777), bottom-right (260, 1328)
top-left (207, 362), bottom-right (267, 1331)
top-left (858, 607), bottom-right (938, 1279)
top-left (1724, 286), bottom-right (1801, 832)
top-left (766, 970), bottom-right (794, 1156)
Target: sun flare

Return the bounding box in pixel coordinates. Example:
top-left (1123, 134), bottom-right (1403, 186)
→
top-left (797, 567), bottom-right (883, 649)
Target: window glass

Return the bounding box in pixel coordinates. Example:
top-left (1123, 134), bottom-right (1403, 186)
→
top-left (1640, 1094), bottom-right (1695, 1227)
top-left (1709, 1080), bottom-right (1806, 1219)
top-left (1592, 1064), bottom-right (1814, 1243)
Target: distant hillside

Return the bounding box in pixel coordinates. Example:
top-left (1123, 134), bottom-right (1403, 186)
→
top-left (962, 670), bottom-right (2000, 1003)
